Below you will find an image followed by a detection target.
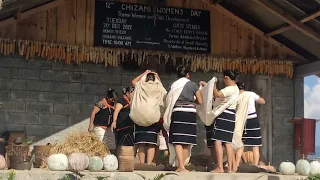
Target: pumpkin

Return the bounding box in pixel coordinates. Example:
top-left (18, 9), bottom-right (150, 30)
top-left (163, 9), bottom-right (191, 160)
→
top-left (69, 153), bottom-right (89, 171)
top-left (296, 155), bottom-right (310, 176)
top-left (279, 161), bottom-right (295, 175)
top-left (88, 156), bottom-right (103, 172)
top-left (47, 154), bottom-right (68, 171)
top-left (310, 161), bottom-right (320, 175)
top-left (0, 155), bottom-right (6, 170)
top-left (103, 154), bottom-right (118, 171)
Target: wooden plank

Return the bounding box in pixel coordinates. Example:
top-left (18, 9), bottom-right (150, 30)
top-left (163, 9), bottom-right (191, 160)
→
top-left (46, 8), bottom-right (57, 42)
top-left (211, 7), bottom-right (222, 55)
top-left (67, 0), bottom-right (77, 44)
top-left (271, 44), bottom-right (278, 58)
top-left (222, 14), bottom-right (231, 57)
top-left (4, 23), bottom-right (17, 39)
top-left (246, 29), bottom-right (254, 57)
top-left (76, 0), bottom-right (87, 45)
top-left (0, 0), bottom-right (68, 27)
top-left (198, 0), bottom-right (307, 61)
top-left (85, 0), bottom-right (95, 46)
top-left (173, 0), bottom-right (183, 7)
top-left (254, 34), bottom-right (261, 57)
top-left (237, 24), bottom-right (245, 57)
top-left (230, 18), bottom-right (238, 57)
top-left (254, 0), bottom-right (320, 42)
top-left (36, 11), bottom-right (47, 41)
top-left (182, 0), bottom-right (190, 8)
top-left (57, 4), bottom-right (68, 43)
top-left (167, 0), bottom-right (175, 7)
top-left (265, 10), bottom-right (320, 37)
top-left (264, 40), bottom-right (271, 58)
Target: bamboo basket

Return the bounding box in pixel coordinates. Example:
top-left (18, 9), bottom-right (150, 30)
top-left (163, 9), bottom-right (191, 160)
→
top-left (9, 155), bottom-right (32, 170)
top-left (118, 146), bottom-right (134, 172)
top-left (5, 144), bottom-right (29, 157)
top-left (32, 145), bottom-right (53, 168)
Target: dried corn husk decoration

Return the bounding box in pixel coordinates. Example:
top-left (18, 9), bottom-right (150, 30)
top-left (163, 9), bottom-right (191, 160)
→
top-left (0, 38), bottom-right (294, 78)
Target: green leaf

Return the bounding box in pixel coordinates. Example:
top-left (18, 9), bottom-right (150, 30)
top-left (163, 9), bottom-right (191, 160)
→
top-left (135, 173), bottom-right (146, 180)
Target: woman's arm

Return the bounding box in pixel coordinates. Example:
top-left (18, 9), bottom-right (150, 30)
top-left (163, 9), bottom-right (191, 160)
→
top-left (131, 70), bottom-right (151, 86)
top-left (213, 85), bottom-right (225, 98)
top-left (111, 103), bottom-right (124, 131)
top-left (195, 90), bottom-right (203, 105)
top-left (88, 106), bottom-right (100, 131)
top-left (256, 97), bottom-right (265, 104)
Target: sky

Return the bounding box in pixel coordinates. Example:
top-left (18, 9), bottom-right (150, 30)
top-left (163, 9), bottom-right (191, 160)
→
top-left (304, 75), bottom-right (320, 147)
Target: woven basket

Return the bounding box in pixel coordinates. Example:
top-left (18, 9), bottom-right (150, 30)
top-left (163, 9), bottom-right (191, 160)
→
top-left (118, 146), bottom-right (134, 172)
top-left (6, 145), bottom-right (29, 157)
top-left (9, 156), bottom-right (32, 170)
top-left (32, 145), bottom-right (53, 168)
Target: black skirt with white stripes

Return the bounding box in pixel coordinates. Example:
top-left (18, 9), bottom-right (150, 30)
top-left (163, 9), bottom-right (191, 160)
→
top-left (242, 114), bottom-right (262, 146)
top-left (134, 123), bottom-right (161, 145)
top-left (169, 106), bottom-right (197, 145)
top-left (206, 109), bottom-right (236, 147)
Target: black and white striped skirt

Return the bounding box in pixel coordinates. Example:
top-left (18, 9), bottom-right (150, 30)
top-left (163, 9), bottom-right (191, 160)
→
top-left (206, 109), bottom-right (236, 147)
top-left (169, 106), bottom-right (197, 145)
top-left (242, 113), bottom-right (262, 146)
top-left (115, 126), bottom-right (134, 147)
top-left (134, 123), bottom-right (160, 145)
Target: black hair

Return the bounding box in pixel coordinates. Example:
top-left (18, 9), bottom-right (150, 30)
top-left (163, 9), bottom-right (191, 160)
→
top-left (106, 88), bottom-right (118, 99)
top-left (223, 69), bottom-right (239, 81)
top-left (146, 73), bottom-right (155, 82)
top-left (122, 86), bottom-right (134, 94)
top-left (236, 82), bottom-right (245, 90)
top-left (176, 64), bottom-right (190, 78)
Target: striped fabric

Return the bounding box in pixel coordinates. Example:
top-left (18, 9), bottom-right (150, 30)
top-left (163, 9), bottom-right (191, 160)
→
top-left (169, 105), bottom-right (197, 145)
top-left (242, 114), bottom-right (262, 146)
top-left (134, 123), bottom-right (160, 145)
top-left (206, 109), bottom-right (236, 147)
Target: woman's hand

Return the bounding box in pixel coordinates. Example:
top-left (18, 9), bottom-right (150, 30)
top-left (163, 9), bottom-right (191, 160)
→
top-left (111, 122), bottom-right (117, 132)
top-left (144, 69), bottom-right (151, 74)
top-left (88, 123), bottom-right (94, 132)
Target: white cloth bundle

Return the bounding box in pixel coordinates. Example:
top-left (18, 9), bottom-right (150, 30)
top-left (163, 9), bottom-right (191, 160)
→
top-left (163, 77), bottom-right (191, 167)
top-left (130, 74), bottom-right (167, 127)
top-left (196, 77), bottom-right (217, 126)
top-left (232, 91), bottom-right (250, 151)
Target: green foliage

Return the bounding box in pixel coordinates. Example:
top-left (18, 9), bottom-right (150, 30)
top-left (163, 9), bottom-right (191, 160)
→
top-left (7, 170), bottom-right (15, 180)
top-left (135, 173), bottom-right (178, 180)
top-left (95, 176), bottom-right (110, 180)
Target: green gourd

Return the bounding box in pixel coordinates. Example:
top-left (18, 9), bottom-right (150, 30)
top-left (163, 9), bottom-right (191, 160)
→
top-left (88, 156), bottom-right (103, 172)
top-left (69, 153), bottom-right (89, 171)
top-left (279, 161), bottom-right (295, 175)
top-left (47, 154), bottom-right (68, 171)
top-left (296, 154), bottom-right (310, 176)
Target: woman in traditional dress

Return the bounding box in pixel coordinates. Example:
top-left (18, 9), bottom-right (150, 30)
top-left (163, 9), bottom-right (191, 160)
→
top-left (111, 87), bottom-right (135, 148)
top-left (88, 89), bottom-right (118, 144)
top-left (131, 70), bottom-right (163, 164)
top-left (200, 69), bottom-right (239, 173)
top-left (235, 82), bottom-right (265, 166)
top-left (168, 65), bottom-right (203, 172)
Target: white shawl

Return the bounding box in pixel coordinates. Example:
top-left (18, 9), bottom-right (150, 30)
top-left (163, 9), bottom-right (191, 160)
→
top-left (163, 77), bottom-right (191, 167)
top-left (130, 74), bottom-right (167, 127)
top-left (196, 77), bottom-right (217, 126)
top-left (232, 91), bottom-right (250, 151)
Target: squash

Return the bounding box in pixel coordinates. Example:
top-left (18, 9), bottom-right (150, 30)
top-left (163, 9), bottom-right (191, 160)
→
top-left (103, 154), bottom-right (118, 171)
top-left (310, 161), bottom-right (320, 175)
top-left (47, 154), bottom-right (68, 171)
top-left (69, 153), bottom-right (89, 171)
top-left (296, 155), bottom-right (310, 176)
top-left (88, 156), bottom-right (103, 172)
top-left (0, 155), bottom-right (6, 170)
top-left (279, 161), bottom-right (295, 175)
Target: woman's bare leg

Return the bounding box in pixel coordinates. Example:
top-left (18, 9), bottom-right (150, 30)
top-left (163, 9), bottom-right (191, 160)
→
top-left (225, 143), bottom-right (234, 173)
top-left (252, 146), bottom-right (260, 166)
top-left (175, 144), bottom-right (189, 172)
top-left (210, 141), bottom-right (224, 173)
top-left (146, 144), bottom-right (156, 165)
top-left (137, 144), bottom-right (146, 163)
top-left (235, 147), bottom-right (244, 169)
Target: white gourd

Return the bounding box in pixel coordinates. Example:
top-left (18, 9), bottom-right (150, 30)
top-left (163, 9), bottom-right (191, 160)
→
top-left (279, 161), bottom-right (295, 175)
top-left (47, 154), bottom-right (68, 171)
top-left (68, 153), bottom-right (89, 171)
top-left (103, 154), bottom-right (118, 171)
top-left (310, 161), bottom-right (320, 175)
top-left (296, 155), bottom-right (310, 176)
top-left (88, 156), bottom-right (104, 172)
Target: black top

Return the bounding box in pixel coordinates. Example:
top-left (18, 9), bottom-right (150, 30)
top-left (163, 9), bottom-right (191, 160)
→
top-left (93, 100), bottom-right (114, 127)
top-left (116, 97), bottom-right (134, 131)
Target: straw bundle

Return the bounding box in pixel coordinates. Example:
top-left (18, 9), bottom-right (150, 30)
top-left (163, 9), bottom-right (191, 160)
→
top-left (49, 132), bottom-right (109, 158)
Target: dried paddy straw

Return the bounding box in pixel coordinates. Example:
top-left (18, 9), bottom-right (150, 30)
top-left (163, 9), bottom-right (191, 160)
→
top-left (49, 132), bottom-right (109, 158)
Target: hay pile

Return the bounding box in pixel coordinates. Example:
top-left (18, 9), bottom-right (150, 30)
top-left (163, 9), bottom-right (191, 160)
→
top-left (49, 132), bottom-right (109, 158)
